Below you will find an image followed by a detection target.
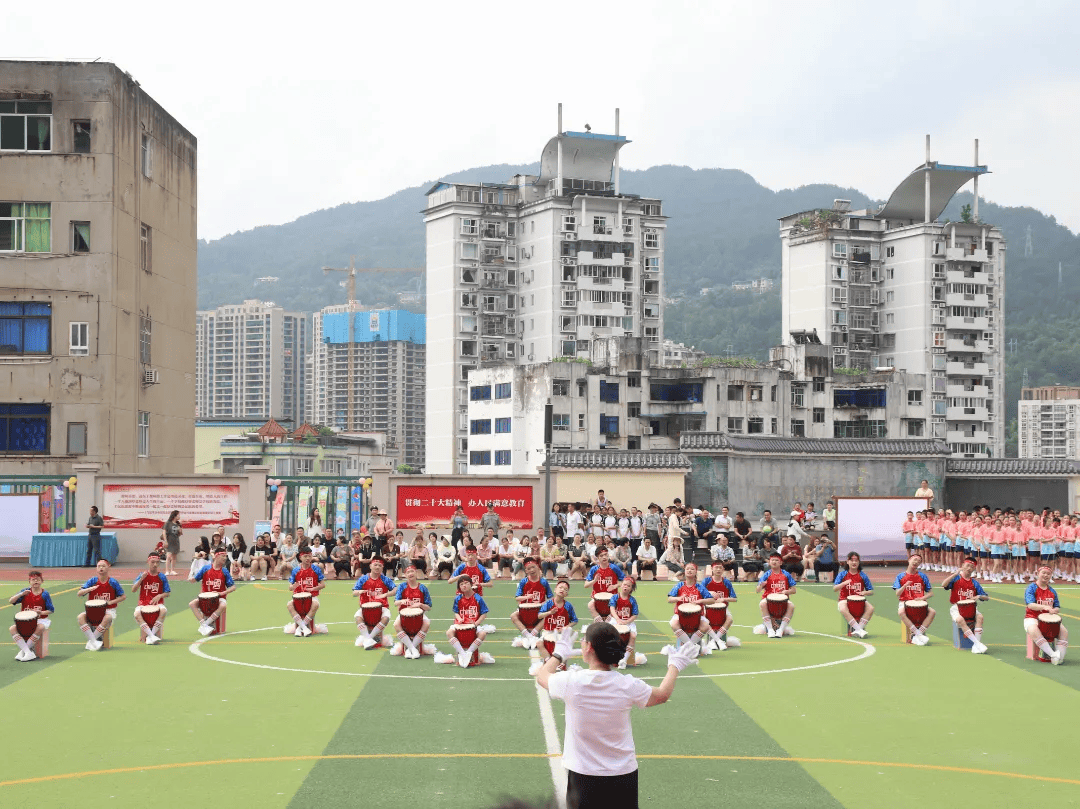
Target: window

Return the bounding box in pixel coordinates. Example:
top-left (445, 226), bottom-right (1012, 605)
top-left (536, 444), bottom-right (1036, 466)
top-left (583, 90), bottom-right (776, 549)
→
top-left (908, 390), bottom-right (923, 406)
top-left (885, 313), bottom-right (894, 325)
top-left (470, 384), bottom-right (491, 401)
top-left (834, 389), bottom-right (886, 408)
top-left (495, 417), bottom-right (511, 434)
top-left (790, 419), bottom-right (805, 437)
top-left (461, 218), bottom-right (478, 235)
top-left (886, 268), bottom-right (894, 279)
top-left (746, 417), bottom-right (763, 434)
top-left (0, 203), bottom-right (51, 253)
top-left (933, 263), bottom-right (946, 279)
top-left (645, 257), bottom-right (660, 271)
top-left (60, 214), bottom-right (90, 254)
top-left (137, 411), bottom-right (150, 457)
top-left (770, 417), bottom-right (777, 434)
top-left (834, 420), bottom-right (887, 438)
top-left (141, 134), bottom-right (152, 178)
top-left (791, 385), bottom-right (805, 408)
top-left (69, 322), bottom-right (88, 356)
top-left (832, 243), bottom-right (848, 258)
top-left (599, 381), bottom-right (619, 403)
top-left (727, 417), bottom-right (742, 433)
top-left (553, 379), bottom-right (570, 397)
top-left (460, 340), bottom-right (477, 357)
top-left (593, 216), bottom-right (608, 234)
top-left (812, 377), bottom-right (825, 393)
top-left (749, 385), bottom-right (763, 401)
top-left (0, 404), bottom-right (49, 453)
top-left (907, 420), bottom-right (925, 437)
top-left (644, 231), bottom-right (659, 248)
top-left (139, 315), bottom-right (152, 364)
top-left (0, 302), bottom-right (51, 354)
top-left (832, 265), bottom-right (847, 281)
top-left (600, 415), bottom-right (619, 435)
top-left (275, 458), bottom-right (291, 476)
top-left (627, 402), bottom-right (641, 418)
top-left (832, 310), bottom-right (847, 325)
top-left (578, 413), bottom-right (585, 429)
top-left (470, 451), bottom-right (491, 466)
top-left (831, 287), bottom-right (847, 304)
top-left (627, 372), bottom-right (641, 388)
top-left (770, 385), bottom-right (777, 402)
top-left (0, 100), bottom-right (51, 151)
top-left (495, 450), bottom-right (511, 466)
top-left (320, 459), bottom-right (342, 475)
top-left (461, 243), bottom-right (479, 260)
top-left (645, 327), bottom-right (659, 343)
top-left (495, 382), bottom-right (511, 399)
top-left (727, 385), bottom-right (744, 401)
top-left (562, 288), bottom-right (577, 307)
top-left (813, 407), bottom-right (825, 423)
top-left (552, 413), bottom-right (570, 431)
top-left (73, 120), bottom-right (91, 153)
top-left (885, 246), bottom-right (895, 258)
top-left (470, 419), bottom-right (492, 435)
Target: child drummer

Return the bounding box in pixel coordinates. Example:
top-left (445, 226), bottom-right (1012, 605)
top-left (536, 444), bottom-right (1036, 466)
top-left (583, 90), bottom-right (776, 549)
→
top-left (9, 570), bottom-right (54, 661)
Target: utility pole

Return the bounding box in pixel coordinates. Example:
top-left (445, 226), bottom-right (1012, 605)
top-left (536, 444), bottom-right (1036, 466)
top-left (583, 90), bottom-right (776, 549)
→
top-left (323, 256), bottom-right (358, 430)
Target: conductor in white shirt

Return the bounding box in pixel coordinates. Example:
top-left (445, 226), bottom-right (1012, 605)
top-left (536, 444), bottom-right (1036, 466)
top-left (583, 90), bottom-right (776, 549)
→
top-left (536, 622), bottom-right (698, 809)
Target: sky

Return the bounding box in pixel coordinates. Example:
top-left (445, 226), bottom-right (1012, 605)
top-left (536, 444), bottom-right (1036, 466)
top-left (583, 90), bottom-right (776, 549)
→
top-left (9, 1), bottom-right (1079, 241)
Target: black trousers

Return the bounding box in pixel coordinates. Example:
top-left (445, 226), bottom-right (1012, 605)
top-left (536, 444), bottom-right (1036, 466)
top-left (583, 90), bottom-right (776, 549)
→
top-left (567, 768), bottom-right (638, 809)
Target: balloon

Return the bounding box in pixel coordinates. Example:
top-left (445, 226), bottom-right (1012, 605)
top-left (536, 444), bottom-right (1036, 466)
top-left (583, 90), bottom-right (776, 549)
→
top-left (366, 477), bottom-right (373, 485)
top-left (69, 476), bottom-right (77, 485)
top-left (272, 485), bottom-right (280, 492)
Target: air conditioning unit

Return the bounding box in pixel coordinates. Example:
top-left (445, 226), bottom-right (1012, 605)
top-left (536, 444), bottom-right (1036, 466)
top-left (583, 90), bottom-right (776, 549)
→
top-left (840, 326), bottom-right (848, 332)
top-left (527, 354), bottom-right (535, 361)
top-left (143, 368), bottom-right (160, 385)
top-left (561, 257), bottom-right (578, 266)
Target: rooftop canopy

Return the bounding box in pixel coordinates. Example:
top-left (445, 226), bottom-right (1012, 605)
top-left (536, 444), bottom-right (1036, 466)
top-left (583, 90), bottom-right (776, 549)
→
top-left (538, 131), bottom-right (629, 186)
top-left (876, 162), bottom-right (989, 222)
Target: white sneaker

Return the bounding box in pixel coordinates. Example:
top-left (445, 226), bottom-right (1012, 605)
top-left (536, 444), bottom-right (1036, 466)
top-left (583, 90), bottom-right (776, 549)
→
top-left (409, 646), bottom-right (421, 659)
top-left (971, 641), bottom-right (987, 654)
top-left (146, 633), bottom-right (160, 645)
top-left (434, 652), bottom-right (454, 664)
top-left (854, 627), bottom-right (868, 639)
top-left (511, 636), bottom-right (525, 648)
top-left (617, 658), bottom-right (627, 670)
top-left (699, 643), bottom-right (713, 656)
top-left (250, 576), bottom-right (256, 581)
top-left (15, 649), bottom-right (28, 661)
top-left (354, 634), bottom-right (366, 647)
top-left (634, 653), bottom-right (648, 666)
top-left (752, 625), bottom-right (767, 636)
top-left (713, 639), bottom-right (728, 651)
top-left (913, 633), bottom-right (929, 646)
top-left (361, 636), bottom-right (376, 650)
top-left (198, 624), bottom-right (214, 637)
top-left (300, 622), bottom-right (313, 637)
top-left (660, 644), bottom-right (675, 656)
top-left (767, 626), bottom-right (779, 639)
top-left (782, 626), bottom-right (795, 636)
top-left (86, 639), bottom-right (99, 651)
top-left (726, 636), bottom-right (741, 648)
top-left (479, 651), bottom-right (495, 664)
top-left (1050, 650), bottom-right (1063, 666)
top-left (528, 661), bottom-right (542, 676)
top-left (294, 627), bottom-right (303, 637)
top-left (458, 651), bottom-right (472, 669)
top-left (390, 643), bottom-right (404, 656)
top-left (21, 649), bottom-right (36, 661)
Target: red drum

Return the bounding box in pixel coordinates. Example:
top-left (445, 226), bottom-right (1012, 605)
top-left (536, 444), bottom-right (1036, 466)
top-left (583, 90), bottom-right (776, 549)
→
top-left (84, 599), bottom-right (107, 629)
top-left (197, 592), bottom-right (220, 618)
top-left (293, 592), bottom-right (313, 619)
top-left (518, 602), bottom-right (541, 630)
top-left (846, 594), bottom-right (867, 621)
top-left (360, 600), bottom-right (383, 629)
top-left (593, 593), bottom-right (612, 617)
top-left (766, 593), bottom-right (789, 621)
top-left (616, 624), bottom-right (631, 650)
top-left (677, 603), bottom-right (703, 634)
top-left (705, 603), bottom-right (728, 632)
top-left (139, 604), bottom-right (161, 625)
top-left (956, 599), bottom-right (977, 625)
top-left (1038, 613), bottom-right (1062, 643)
top-left (541, 629), bottom-right (558, 658)
top-left (400, 607), bottom-right (424, 637)
top-left (904, 599), bottom-right (929, 628)
top-left (14, 610), bottom-right (37, 641)
top-left (456, 622), bottom-right (479, 667)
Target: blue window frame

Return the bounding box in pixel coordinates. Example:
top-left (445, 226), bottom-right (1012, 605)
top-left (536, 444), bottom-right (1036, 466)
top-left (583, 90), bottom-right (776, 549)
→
top-left (0, 302), bottom-right (51, 354)
top-left (495, 450), bottom-right (511, 465)
top-left (494, 382), bottom-right (511, 399)
top-left (0, 403), bottom-right (49, 453)
top-left (600, 415), bottom-right (619, 435)
top-left (495, 417), bottom-right (511, 434)
top-left (469, 450), bottom-right (491, 465)
top-left (470, 419), bottom-right (491, 435)
top-left (470, 385), bottom-right (492, 401)
top-left (599, 380), bottom-right (619, 403)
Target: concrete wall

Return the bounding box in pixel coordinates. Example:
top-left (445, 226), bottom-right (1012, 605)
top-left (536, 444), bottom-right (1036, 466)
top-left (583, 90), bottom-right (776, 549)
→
top-left (943, 477), bottom-right (1077, 514)
top-left (552, 469), bottom-right (687, 511)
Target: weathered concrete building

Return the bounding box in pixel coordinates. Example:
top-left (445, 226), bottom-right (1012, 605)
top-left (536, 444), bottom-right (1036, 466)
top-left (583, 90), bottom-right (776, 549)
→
top-left (1018, 385), bottom-right (1080, 461)
top-left (0, 61), bottom-right (197, 474)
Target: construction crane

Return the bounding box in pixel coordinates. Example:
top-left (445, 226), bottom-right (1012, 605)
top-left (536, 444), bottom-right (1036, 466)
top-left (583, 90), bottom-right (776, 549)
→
top-left (321, 258), bottom-right (423, 430)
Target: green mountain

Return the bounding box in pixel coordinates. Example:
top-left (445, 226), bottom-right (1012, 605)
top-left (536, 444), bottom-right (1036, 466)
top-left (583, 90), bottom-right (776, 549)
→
top-left (198, 164), bottom-right (1080, 452)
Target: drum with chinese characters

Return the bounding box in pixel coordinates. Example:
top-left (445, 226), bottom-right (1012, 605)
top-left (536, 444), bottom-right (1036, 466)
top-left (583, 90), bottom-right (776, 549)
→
top-left (1038, 613), bottom-right (1062, 644)
top-left (518, 602), bottom-right (541, 630)
top-left (705, 603), bottom-right (728, 632)
top-left (766, 593), bottom-right (789, 624)
top-left (904, 599), bottom-right (929, 629)
top-left (956, 598), bottom-right (977, 626)
top-left (14, 610), bottom-right (37, 641)
top-left (677, 602), bottom-right (703, 634)
top-left (84, 599), bottom-right (107, 629)
top-left (293, 592), bottom-right (313, 619)
top-left (400, 607), bottom-right (424, 637)
top-left (616, 624), bottom-right (631, 650)
top-left (197, 592), bottom-right (220, 618)
top-left (593, 593), bottom-right (612, 617)
top-left (360, 600), bottom-right (383, 629)
top-left (846, 594), bottom-right (866, 621)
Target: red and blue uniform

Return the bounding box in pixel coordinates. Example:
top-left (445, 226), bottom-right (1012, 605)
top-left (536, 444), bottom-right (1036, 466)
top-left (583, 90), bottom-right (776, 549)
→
top-left (394, 582), bottom-right (432, 609)
top-left (516, 577), bottom-right (553, 603)
top-left (83, 576), bottom-right (124, 604)
top-left (1024, 584), bottom-right (1059, 620)
top-left (540, 598), bottom-right (578, 632)
top-left (757, 570), bottom-right (796, 595)
top-left (452, 593), bottom-right (489, 625)
top-left (609, 594), bottom-right (638, 622)
top-left (133, 572), bottom-right (170, 606)
top-left (451, 563), bottom-right (491, 594)
top-left (354, 573), bottom-right (396, 602)
top-left (892, 571), bottom-right (931, 601)
top-left (196, 566), bottom-right (234, 593)
top-left (13, 589), bottom-right (55, 613)
top-left (704, 577), bottom-right (737, 601)
top-left (834, 570), bottom-right (873, 600)
top-left (290, 566), bottom-right (324, 593)
top-left (586, 563), bottom-right (624, 594)
top-left (944, 576), bottom-right (986, 604)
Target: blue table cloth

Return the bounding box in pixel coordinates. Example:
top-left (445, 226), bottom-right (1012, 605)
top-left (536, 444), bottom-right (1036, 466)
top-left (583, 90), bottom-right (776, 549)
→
top-left (30, 533), bottom-right (119, 567)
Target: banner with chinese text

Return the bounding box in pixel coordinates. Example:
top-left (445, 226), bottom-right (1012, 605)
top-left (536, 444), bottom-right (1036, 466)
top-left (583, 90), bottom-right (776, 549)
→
top-left (102, 485), bottom-right (240, 529)
top-left (396, 485), bottom-right (533, 528)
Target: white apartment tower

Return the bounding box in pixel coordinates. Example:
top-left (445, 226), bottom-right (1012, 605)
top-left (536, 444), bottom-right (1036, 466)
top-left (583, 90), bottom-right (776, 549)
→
top-left (1019, 386), bottom-right (1080, 460)
top-left (424, 108), bottom-right (666, 473)
top-left (779, 139), bottom-right (1005, 459)
top-left (195, 300), bottom-right (307, 424)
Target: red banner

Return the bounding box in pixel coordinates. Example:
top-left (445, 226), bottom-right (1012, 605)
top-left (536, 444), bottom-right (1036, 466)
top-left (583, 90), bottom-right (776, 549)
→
top-left (395, 485), bottom-right (533, 529)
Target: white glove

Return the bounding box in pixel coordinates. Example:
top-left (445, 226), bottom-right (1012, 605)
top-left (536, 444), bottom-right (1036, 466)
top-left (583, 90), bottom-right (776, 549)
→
top-left (553, 628), bottom-right (578, 661)
top-left (666, 642), bottom-right (700, 672)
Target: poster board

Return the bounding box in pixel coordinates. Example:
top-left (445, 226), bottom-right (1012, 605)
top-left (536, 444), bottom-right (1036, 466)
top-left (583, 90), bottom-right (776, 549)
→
top-left (0, 494), bottom-right (41, 557)
top-left (102, 484), bottom-right (240, 529)
top-left (396, 485), bottom-right (533, 528)
top-left (836, 496), bottom-right (929, 562)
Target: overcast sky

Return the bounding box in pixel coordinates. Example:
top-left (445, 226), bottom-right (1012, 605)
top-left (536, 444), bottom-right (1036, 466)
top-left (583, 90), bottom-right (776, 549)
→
top-left (10, 1), bottom-right (1079, 241)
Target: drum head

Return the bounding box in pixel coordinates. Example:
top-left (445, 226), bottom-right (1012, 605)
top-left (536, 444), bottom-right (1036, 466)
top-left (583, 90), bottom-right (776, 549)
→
top-left (360, 601), bottom-right (381, 609)
top-left (14, 610), bottom-right (37, 622)
top-left (457, 623), bottom-right (476, 631)
top-left (85, 599), bottom-right (107, 608)
top-left (905, 599), bottom-right (927, 608)
top-left (1038, 614), bottom-right (1062, 625)
top-left (140, 605), bottom-right (159, 615)
top-left (766, 593), bottom-right (788, 603)
top-left (594, 593), bottom-right (612, 602)
top-left (677, 603), bottom-right (702, 614)
top-left (400, 607), bottom-right (423, 617)
top-left (846, 594), bottom-right (866, 602)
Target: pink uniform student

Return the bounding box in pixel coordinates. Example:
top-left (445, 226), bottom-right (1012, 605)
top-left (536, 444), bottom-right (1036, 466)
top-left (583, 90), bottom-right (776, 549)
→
top-left (702, 570), bottom-right (740, 651)
top-left (903, 513), bottom-right (917, 556)
top-left (390, 565), bottom-right (433, 659)
top-left (353, 557), bottom-right (395, 649)
top-left (755, 553), bottom-right (797, 638)
top-left (834, 551), bottom-right (874, 638)
top-left (511, 557), bottom-right (554, 649)
top-left (665, 562), bottom-right (715, 652)
top-left (132, 554), bottom-right (170, 645)
top-left (943, 558), bottom-right (990, 654)
top-left (77, 559), bottom-right (126, 651)
top-left (9, 571), bottom-right (54, 662)
top-left (585, 548), bottom-right (624, 621)
top-left (893, 553), bottom-right (935, 645)
top-left (287, 548), bottom-right (325, 637)
top-left (1024, 565), bottom-right (1068, 665)
top-left (434, 576), bottom-right (495, 668)
top-left (189, 549), bottom-right (235, 636)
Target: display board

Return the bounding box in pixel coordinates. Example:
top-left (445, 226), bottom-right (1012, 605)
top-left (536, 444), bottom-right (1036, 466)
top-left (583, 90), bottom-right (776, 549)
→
top-left (0, 494), bottom-right (41, 557)
top-left (836, 496), bottom-right (929, 562)
top-left (102, 484), bottom-right (240, 529)
top-left (396, 485), bottom-right (533, 528)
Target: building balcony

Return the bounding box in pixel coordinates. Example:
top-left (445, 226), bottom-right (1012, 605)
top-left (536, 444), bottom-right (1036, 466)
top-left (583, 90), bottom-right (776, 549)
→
top-left (947, 406), bottom-right (989, 422)
top-left (946, 339), bottom-right (989, 353)
top-left (577, 251), bottom-right (626, 264)
top-left (947, 361), bottom-right (990, 376)
top-left (946, 247), bottom-right (989, 262)
top-left (948, 429), bottom-right (989, 444)
top-left (946, 270), bottom-right (991, 284)
top-left (946, 292), bottom-right (989, 308)
top-left (947, 384), bottom-right (989, 398)
top-left (589, 226), bottom-right (623, 241)
top-left (945, 316), bottom-right (989, 330)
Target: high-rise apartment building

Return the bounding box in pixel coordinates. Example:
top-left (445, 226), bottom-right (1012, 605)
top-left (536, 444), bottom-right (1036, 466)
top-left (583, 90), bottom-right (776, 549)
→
top-left (195, 300), bottom-right (307, 424)
top-left (423, 112), bottom-right (665, 473)
top-left (779, 141), bottom-right (1005, 458)
top-left (1019, 386), bottom-right (1080, 460)
top-left (1, 61), bottom-right (196, 474)
top-left (307, 308), bottom-right (425, 469)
